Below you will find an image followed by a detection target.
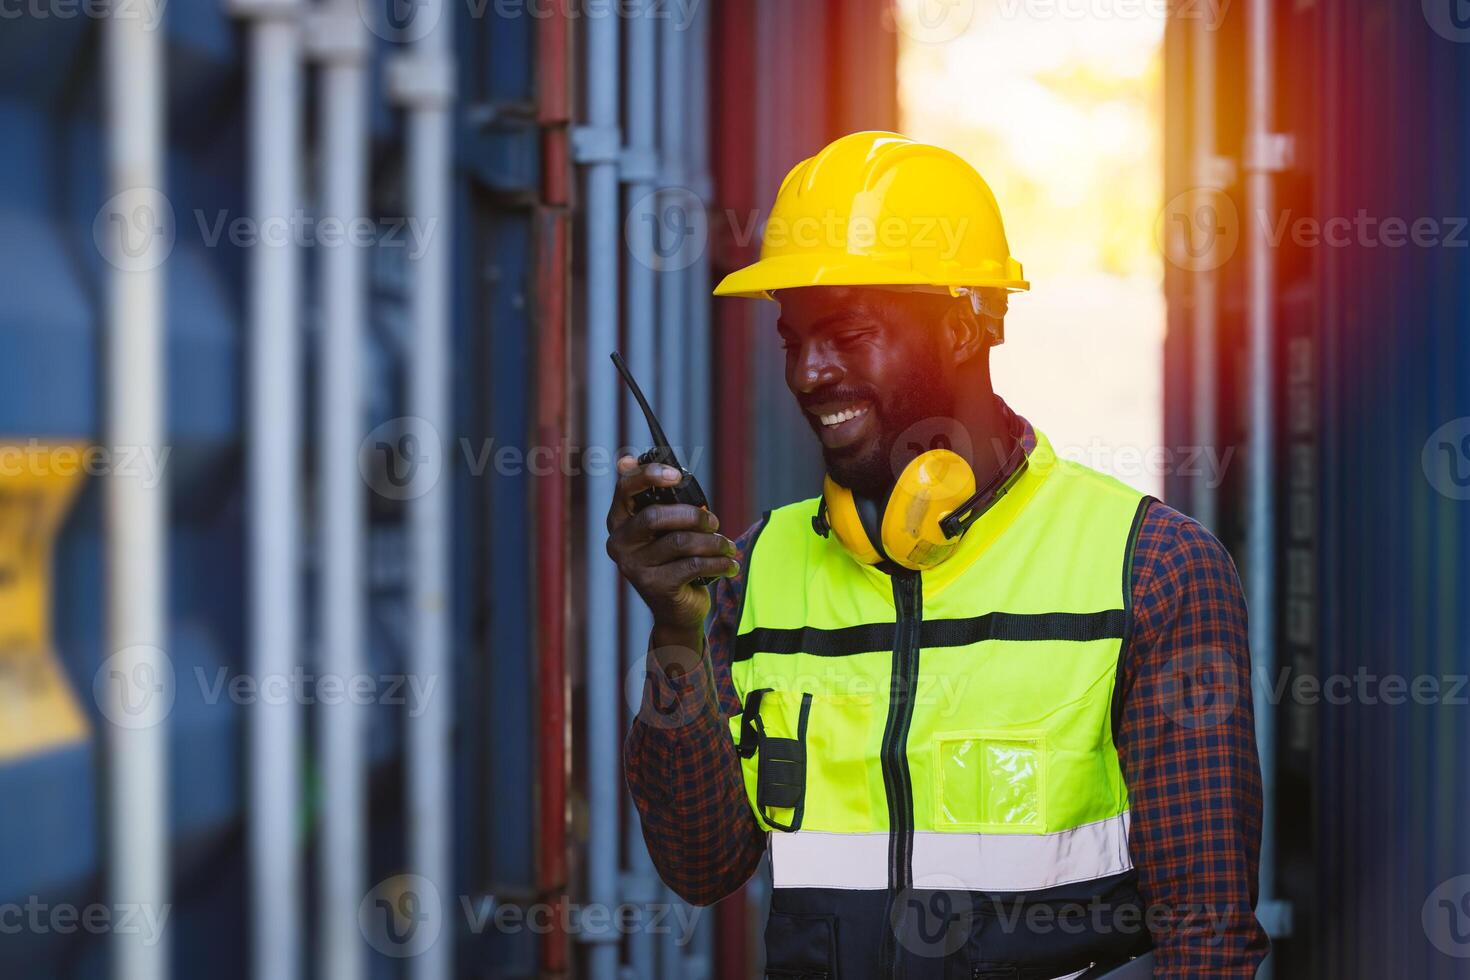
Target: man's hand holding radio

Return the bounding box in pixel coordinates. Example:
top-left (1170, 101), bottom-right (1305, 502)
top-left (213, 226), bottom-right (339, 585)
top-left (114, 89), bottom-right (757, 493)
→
top-left (606, 455), bottom-right (739, 672)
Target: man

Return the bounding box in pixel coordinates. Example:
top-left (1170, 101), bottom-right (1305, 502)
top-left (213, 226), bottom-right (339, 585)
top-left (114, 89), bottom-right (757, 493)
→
top-left (610, 132), bottom-right (1268, 978)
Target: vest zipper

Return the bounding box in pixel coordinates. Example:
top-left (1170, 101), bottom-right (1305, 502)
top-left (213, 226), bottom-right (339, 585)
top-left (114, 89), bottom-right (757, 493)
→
top-left (879, 569), bottom-right (923, 979)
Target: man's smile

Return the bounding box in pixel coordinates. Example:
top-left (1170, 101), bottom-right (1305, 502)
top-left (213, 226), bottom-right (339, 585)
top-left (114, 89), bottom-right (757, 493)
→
top-left (804, 400), bottom-right (874, 449)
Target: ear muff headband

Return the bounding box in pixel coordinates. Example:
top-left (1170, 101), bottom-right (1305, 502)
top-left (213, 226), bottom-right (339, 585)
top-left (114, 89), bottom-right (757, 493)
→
top-left (939, 440), bottom-right (1029, 539)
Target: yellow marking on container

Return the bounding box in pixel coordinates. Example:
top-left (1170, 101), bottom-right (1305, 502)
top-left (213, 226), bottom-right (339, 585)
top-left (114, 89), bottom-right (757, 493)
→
top-left (0, 443), bottom-right (91, 762)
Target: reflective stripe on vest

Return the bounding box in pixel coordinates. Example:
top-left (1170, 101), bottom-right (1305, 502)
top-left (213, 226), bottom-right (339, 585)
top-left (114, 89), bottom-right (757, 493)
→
top-left (768, 813), bottom-right (1132, 891)
top-left (729, 430), bottom-right (1148, 901)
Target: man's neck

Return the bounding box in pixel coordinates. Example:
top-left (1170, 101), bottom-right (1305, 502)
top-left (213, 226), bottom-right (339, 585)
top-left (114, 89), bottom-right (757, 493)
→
top-left (954, 383), bottom-right (1016, 491)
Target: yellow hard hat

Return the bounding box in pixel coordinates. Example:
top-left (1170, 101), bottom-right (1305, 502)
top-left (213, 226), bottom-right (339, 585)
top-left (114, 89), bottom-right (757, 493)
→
top-left (714, 131), bottom-right (1028, 300)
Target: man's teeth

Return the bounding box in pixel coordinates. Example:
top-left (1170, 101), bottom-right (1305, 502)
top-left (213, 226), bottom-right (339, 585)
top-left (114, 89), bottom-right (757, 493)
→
top-left (819, 406), bottom-right (869, 427)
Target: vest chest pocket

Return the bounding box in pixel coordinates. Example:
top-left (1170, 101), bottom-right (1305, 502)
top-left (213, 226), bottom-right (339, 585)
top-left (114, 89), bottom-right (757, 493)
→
top-left (934, 730), bottom-right (1047, 831)
top-left (736, 687), bottom-right (879, 833)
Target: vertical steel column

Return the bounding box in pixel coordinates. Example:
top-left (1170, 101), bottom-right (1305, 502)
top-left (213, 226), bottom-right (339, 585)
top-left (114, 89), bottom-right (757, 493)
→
top-left (1190, 13), bottom-right (1218, 532)
top-left (102, 5), bottom-right (169, 979)
top-left (657, 6), bottom-right (687, 453)
top-left (683, 6), bottom-right (715, 974)
top-left (621, 3), bottom-right (661, 976)
top-left (685, 0), bottom-right (713, 494)
top-left (534, 5), bottom-right (573, 974)
top-left (226, 1), bottom-right (306, 977)
top-left (709, 0), bottom-right (758, 966)
top-left (657, 14), bottom-right (691, 979)
top-left (309, 3), bottom-right (369, 978)
top-left (1244, 0), bottom-right (1292, 964)
top-left (388, 3), bottom-right (456, 978)
top-left (709, 0), bottom-right (757, 538)
top-left (533, 217), bottom-right (573, 974)
top-left (572, 5), bottom-right (623, 978)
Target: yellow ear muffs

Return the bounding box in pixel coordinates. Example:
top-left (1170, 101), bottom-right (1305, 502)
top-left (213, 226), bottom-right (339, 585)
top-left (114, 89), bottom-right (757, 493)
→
top-left (879, 449), bottom-right (977, 571)
top-left (816, 450), bottom-right (976, 570)
top-left (813, 443), bottom-right (1029, 571)
top-left (819, 474), bottom-right (885, 565)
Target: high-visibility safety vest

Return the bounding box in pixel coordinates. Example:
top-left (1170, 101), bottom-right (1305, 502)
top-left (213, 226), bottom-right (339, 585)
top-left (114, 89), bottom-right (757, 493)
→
top-left (729, 432), bottom-right (1154, 980)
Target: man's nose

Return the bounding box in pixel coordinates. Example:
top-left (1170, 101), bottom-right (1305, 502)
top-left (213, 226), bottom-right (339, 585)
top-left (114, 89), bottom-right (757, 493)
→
top-left (790, 344), bottom-right (843, 394)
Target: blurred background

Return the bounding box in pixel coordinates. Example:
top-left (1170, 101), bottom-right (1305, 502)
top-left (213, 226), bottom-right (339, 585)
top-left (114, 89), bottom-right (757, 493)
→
top-left (1, 0), bottom-right (1468, 977)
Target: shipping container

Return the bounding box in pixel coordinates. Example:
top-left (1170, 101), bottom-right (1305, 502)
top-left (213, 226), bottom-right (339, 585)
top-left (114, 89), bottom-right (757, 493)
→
top-left (6, 0), bottom-right (1469, 976)
top-left (0, 1), bottom-right (894, 977)
top-left (1164, 1), bottom-right (1470, 977)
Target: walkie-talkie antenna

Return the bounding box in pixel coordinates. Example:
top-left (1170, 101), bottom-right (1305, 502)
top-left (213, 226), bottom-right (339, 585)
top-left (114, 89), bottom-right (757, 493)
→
top-left (610, 352), bottom-right (676, 457)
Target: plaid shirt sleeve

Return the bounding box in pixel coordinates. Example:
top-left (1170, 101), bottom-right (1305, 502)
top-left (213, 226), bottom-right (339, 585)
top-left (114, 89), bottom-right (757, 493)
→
top-left (622, 521), bottom-right (767, 907)
top-left (625, 500), bottom-right (1272, 973)
top-left (1119, 499), bottom-right (1271, 976)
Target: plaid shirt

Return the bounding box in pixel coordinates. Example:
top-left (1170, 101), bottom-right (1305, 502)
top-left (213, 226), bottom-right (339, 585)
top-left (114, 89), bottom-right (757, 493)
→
top-left (624, 414), bottom-right (1270, 977)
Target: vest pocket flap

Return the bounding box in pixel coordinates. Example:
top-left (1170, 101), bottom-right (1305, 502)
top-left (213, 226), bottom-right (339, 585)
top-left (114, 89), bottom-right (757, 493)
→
top-left (764, 910), bottom-right (837, 978)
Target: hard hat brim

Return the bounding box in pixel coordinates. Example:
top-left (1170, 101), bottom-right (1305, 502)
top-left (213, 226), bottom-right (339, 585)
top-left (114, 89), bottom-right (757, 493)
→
top-left (712, 254), bottom-right (1030, 300)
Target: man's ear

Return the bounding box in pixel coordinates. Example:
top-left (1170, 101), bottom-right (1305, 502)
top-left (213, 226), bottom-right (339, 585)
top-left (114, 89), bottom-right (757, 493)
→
top-left (942, 301), bottom-right (989, 365)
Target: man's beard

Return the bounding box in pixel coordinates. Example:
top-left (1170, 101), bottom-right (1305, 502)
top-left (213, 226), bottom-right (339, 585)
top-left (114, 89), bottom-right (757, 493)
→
top-left (820, 358), bottom-right (955, 502)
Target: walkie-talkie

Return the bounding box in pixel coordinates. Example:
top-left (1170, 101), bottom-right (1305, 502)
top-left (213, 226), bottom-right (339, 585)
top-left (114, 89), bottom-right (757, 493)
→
top-left (611, 352), bottom-right (714, 586)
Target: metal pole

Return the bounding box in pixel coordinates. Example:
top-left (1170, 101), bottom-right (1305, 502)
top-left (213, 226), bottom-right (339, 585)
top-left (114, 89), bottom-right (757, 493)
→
top-left (310, 3), bottom-right (369, 977)
top-left (1190, 11), bottom-right (1218, 532)
top-left (388, 3), bottom-right (456, 977)
top-left (226, 1), bottom-right (306, 976)
top-left (533, 7), bottom-right (574, 973)
top-left (657, 16), bottom-right (691, 979)
top-left (1244, 0), bottom-right (1291, 964)
top-left (683, 5), bottom-right (714, 974)
top-left (686, 0), bottom-right (713, 494)
top-left (573, 5), bottom-right (623, 978)
top-left (102, 4), bottom-right (169, 978)
top-left (657, 6), bottom-right (688, 455)
top-left (622, 4), bottom-right (661, 976)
